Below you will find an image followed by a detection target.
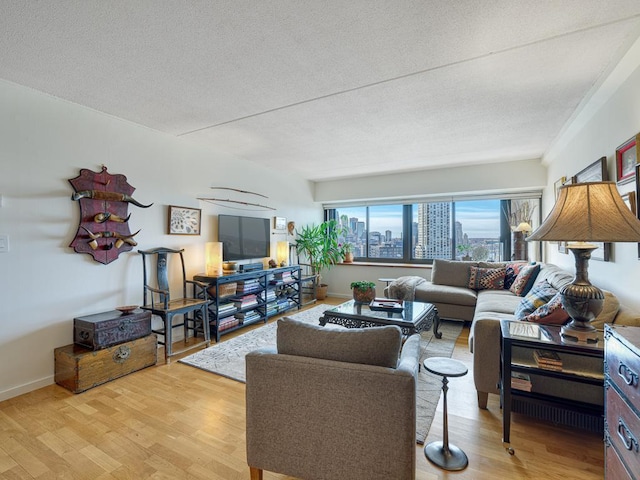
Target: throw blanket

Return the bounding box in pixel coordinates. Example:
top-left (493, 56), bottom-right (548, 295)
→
top-left (388, 276), bottom-right (427, 301)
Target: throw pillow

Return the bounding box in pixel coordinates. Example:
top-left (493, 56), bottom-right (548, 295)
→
top-left (591, 291), bottom-right (620, 330)
top-left (504, 261), bottom-right (529, 290)
top-left (520, 292), bottom-right (570, 325)
top-left (431, 259), bottom-right (476, 287)
top-left (276, 317), bottom-right (402, 368)
top-left (509, 263), bottom-right (541, 296)
top-left (468, 266), bottom-right (506, 290)
top-left (514, 280), bottom-right (558, 320)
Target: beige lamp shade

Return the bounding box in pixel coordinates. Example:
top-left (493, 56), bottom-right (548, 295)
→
top-left (514, 222), bottom-right (532, 233)
top-left (276, 241), bottom-right (289, 266)
top-left (528, 181), bottom-right (640, 243)
top-left (206, 242), bottom-right (223, 276)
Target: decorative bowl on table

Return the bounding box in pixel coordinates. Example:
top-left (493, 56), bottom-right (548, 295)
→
top-left (116, 305), bottom-right (138, 314)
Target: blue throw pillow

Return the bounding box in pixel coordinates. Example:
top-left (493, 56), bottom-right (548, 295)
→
top-left (515, 280), bottom-right (558, 320)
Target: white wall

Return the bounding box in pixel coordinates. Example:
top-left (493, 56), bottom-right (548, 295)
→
top-left (315, 158), bottom-right (546, 203)
top-left (0, 80), bottom-right (321, 401)
top-left (544, 37), bottom-right (640, 311)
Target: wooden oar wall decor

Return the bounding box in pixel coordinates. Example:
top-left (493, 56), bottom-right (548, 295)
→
top-left (197, 187), bottom-right (275, 211)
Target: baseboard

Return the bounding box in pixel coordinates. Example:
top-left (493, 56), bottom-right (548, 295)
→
top-left (0, 375), bottom-right (54, 402)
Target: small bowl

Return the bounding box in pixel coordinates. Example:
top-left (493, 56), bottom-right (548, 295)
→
top-left (116, 305), bottom-right (138, 314)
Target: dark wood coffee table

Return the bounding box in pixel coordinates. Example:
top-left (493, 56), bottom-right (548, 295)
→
top-left (320, 299), bottom-right (441, 338)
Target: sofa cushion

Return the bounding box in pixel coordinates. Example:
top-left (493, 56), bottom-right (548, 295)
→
top-left (534, 263), bottom-right (573, 291)
top-left (521, 292), bottom-right (570, 325)
top-left (509, 263), bottom-right (541, 296)
top-left (592, 290), bottom-right (620, 330)
top-left (476, 290), bottom-right (523, 315)
top-left (277, 317), bottom-right (402, 368)
top-left (432, 259), bottom-right (476, 287)
top-left (414, 282), bottom-right (478, 307)
top-left (514, 280), bottom-right (558, 320)
top-left (468, 266), bottom-right (506, 290)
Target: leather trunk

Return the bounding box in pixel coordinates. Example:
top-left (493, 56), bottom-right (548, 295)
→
top-left (74, 309), bottom-right (152, 350)
top-left (55, 334), bottom-right (157, 393)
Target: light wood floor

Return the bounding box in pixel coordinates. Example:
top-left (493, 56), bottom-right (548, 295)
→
top-left (0, 298), bottom-right (604, 479)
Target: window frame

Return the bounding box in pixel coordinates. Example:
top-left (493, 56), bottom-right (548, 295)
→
top-left (325, 194), bottom-right (541, 265)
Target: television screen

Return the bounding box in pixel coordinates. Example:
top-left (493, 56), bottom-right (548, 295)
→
top-left (218, 214), bottom-right (270, 261)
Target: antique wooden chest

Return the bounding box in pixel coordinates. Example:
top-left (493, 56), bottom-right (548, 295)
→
top-left (74, 309), bottom-right (151, 350)
top-left (54, 334), bottom-right (157, 393)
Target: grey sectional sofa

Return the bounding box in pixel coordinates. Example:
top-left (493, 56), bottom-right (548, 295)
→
top-left (385, 259), bottom-right (640, 409)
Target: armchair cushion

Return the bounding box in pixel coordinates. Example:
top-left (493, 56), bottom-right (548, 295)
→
top-left (277, 317), bottom-right (402, 368)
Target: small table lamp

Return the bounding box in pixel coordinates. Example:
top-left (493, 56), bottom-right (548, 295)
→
top-left (527, 181), bottom-right (640, 342)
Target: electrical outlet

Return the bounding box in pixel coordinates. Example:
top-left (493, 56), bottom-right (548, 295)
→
top-left (0, 234), bottom-right (9, 253)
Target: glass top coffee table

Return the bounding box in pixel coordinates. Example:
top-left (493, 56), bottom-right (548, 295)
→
top-left (320, 300), bottom-right (441, 338)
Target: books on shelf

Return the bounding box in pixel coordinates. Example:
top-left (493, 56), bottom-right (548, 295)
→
top-left (235, 309), bottom-right (261, 324)
top-left (216, 301), bottom-right (237, 316)
top-left (236, 279), bottom-right (262, 294)
top-left (511, 372), bottom-right (532, 392)
top-left (217, 317), bottom-right (240, 332)
top-left (533, 349), bottom-right (563, 371)
top-left (260, 289), bottom-right (277, 303)
top-left (233, 294), bottom-right (259, 309)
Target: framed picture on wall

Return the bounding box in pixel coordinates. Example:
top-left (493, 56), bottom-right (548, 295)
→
top-left (572, 156), bottom-right (607, 183)
top-left (554, 176), bottom-right (566, 199)
top-left (636, 164), bottom-right (640, 259)
top-left (168, 205), bottom-right (201, 235)
top-left (570, 159), bottom-right (610, 261)
top-left (616, 134), bottom-right (638, 184)
top-left (621, 191), bottom-right (636, 215)
top-left (274, 216), bottom-right (286, 230)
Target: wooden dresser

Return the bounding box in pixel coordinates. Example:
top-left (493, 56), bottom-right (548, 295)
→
top-left (604, 324), bottom-right (640, 480)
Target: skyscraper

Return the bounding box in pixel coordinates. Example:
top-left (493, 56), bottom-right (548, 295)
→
top-left (416, 202), bottom-right (451, 259)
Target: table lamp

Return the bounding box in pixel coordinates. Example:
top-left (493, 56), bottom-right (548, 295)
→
top-left (205, 242), bottom-right (223, 276)
top-left (527, 181), bottom-right (640, 342)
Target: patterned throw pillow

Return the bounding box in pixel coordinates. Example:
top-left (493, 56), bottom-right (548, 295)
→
top-left (521, 292), bottom-right (570, 325)
top-left (509, 263), bottom-right (541, 296)
top-left (468, 266), bottom-right (506, 290)
top-left (514, 280), bottom-right (558, 320)
top-left (504, 262), bottom-right (529, 290)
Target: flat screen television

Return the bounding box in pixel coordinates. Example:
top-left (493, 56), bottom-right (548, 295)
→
top-left (218, 214), bottom-right (270, 261)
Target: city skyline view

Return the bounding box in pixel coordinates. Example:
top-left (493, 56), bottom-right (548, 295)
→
top-left (335, 199), bottom-right (500, 239)
top-left (334, 199), bottom-right (503, 261)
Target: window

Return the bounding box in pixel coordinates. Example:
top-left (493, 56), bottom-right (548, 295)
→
top-left (328, 196), bottom-right (539, 264)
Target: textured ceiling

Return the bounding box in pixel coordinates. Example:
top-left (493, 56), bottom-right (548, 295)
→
top-left (2, 1), bottom-right (640, 181)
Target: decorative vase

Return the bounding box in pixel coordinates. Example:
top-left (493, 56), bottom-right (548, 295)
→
top-left (353, 287), bottom-right (376, 304)
top-left (316, 284), bottom-right (329, 300)
top-left (344, 252), bottom-right (354, 263)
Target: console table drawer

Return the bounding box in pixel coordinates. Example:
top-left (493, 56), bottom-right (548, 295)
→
top-left (606, 331), bottom-right (640, 408)
top-left (607, 381), bottom-right (640, 475)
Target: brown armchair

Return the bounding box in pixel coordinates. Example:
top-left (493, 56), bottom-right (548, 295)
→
top-left (245, 318), bottom-right (421, 480)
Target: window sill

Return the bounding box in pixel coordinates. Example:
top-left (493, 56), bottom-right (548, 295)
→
top-left (338, 261), bottom-right (432, 269)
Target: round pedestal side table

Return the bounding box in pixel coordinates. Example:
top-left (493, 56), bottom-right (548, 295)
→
top-left (423, 356), bottom-right (469, 471)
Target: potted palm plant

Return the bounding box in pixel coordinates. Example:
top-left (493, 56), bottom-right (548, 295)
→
top-left (350, 281), bottom-right (376, 304)
top-left (295, 219), bottom-right (345, 300)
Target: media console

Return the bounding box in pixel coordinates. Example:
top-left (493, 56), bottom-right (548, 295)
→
top-left (194, 265), bottom-right (302, 342)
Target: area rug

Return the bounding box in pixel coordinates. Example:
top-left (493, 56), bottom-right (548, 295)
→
top-left (179, 303), bottom-right (463, 444)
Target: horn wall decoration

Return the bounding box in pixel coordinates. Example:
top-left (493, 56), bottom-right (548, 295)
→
top-left (69, 166), bottom-right (152, 264)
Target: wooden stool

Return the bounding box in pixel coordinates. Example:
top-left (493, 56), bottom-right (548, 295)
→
top-left (423, 357), bottom-right (469, 471)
